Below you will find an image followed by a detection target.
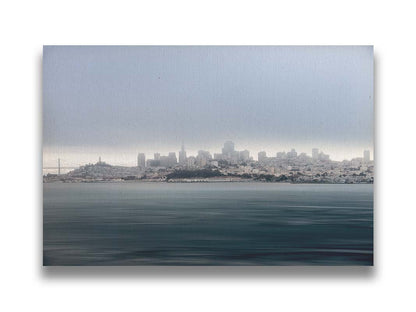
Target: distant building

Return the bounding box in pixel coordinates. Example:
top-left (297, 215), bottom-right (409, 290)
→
top-left (216, 141), bottom-right (249, 164)
top-left (214, 153), bottom-right (225, 160)
top-left (287, 148), bottom-right (298, 158)
top-left (187, 156), bottom-right (196, 167)
top-left (198, 150), bottom-right (212, 159)
top-left (258, 151), bottom-right (267, 162)
top-left (137, 153), bottom-right (146, 168)
top-left (168, 152), bottom-right (177, 166)
top-left (179, 143), bottom-right (187, 164)
top-left (312, 148), bottom-right (319, 160)
top-left (276, 152), bottom-right (286, 159)
top-left (239, 150), bottom-right (250, 162)
top-left (298, 152), bottom-right (308, 161)
top-left (147, 159), bottom-right (160, 167)
top-left (159, 156), bottom-right (170, 167)
top-left (196, 156), bottom-right (207, 167)
top-left (196, 150), bottom-right (212, 167)
top-left (363, 150), bottom-right (370, 162)
top-left (222, 141), bottom-right (235, 156)
top-left (148, 152), bottom-right (177, 167)
top-left (318, 151), bottom-right (330, 161)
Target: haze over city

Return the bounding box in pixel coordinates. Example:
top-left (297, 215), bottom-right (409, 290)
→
top-left (43, 46), bottom-right (374, 267)
top-left (43, 46), bottom-right (373, 167)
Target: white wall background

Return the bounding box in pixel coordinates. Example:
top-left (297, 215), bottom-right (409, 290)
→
top-left (1, 1), bottom-right (415, 311)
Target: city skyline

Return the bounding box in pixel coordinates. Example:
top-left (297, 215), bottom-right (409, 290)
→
top-left (135, 141), bottom-right (373, 165)
top-left (44, 139), bottom-right (373, 185)
top-left (43, 46), bottom-right (373, 167)
top-left (43, 140), bottom-right (373, 169)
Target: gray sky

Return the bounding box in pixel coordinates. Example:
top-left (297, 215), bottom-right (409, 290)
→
top-left (43, 46), bottom-right (373, 166)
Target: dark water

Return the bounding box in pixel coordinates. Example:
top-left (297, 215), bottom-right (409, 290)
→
top-left (43, 183), bottom-right (373, 265)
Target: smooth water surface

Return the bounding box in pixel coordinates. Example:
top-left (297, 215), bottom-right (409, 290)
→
top-left (43, 183), bottom-right (373, 265)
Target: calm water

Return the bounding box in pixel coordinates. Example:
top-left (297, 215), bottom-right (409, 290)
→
top-left (43, 182), bottom-right (373, 265)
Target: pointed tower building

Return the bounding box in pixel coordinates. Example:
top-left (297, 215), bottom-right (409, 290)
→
top-left (179, 142), bottom-right (187, 165)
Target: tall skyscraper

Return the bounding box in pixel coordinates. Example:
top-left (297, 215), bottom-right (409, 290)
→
top-left (154, 153), bottom-right (160, 161)
top-left (363, 150), bottom-right (370, 162)
top-left (179, 142), bottom-right (187, 164)
top-left (137, 153), bottom-right (146, 168)
top-left (168, 152), bottom-right (177, 166)
top-left (222, 141), bottom-right (235, 155)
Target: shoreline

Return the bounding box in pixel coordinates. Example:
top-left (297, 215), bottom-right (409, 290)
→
top-left (43, 179), bottom-right (373, 185)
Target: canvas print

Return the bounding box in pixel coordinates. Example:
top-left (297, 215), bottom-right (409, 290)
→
top-left (43, 46), bottom-right (374, 266)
